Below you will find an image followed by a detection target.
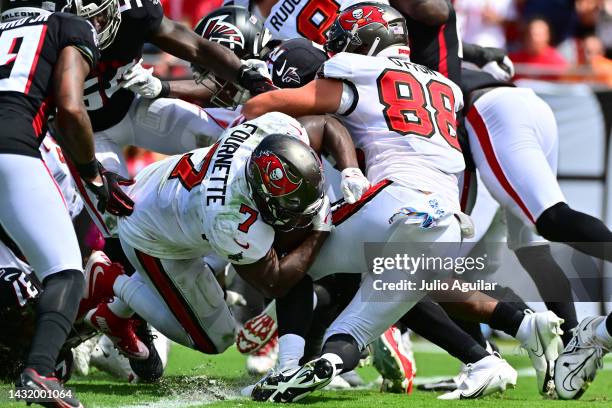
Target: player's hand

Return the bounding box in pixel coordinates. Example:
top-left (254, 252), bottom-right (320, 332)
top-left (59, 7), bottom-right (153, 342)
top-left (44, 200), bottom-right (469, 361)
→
top-left (479, 47), bottom-right (515, 81)
top-left (85, 163), bottom-right (135, 217)
top-left (225, 290), bottom-right (247, 307)
top-left (237, 64), bottom-right (277, 95)
top-left (341, 167), bottom-right (370, 204)
top-left (120, 58), bottom-right (167, 99)
top-left (312, 195), bottom-right (332, 232)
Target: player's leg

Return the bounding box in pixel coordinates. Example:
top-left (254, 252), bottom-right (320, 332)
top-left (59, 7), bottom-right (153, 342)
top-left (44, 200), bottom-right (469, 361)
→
top-left (0, 154), bottom-right (84, 403)
top-left (466, 87), bottom-right (612, 260)
top-left (117, 244), bottom-right (237, 354)
top-left (128, 97), bottom-right (233, 154)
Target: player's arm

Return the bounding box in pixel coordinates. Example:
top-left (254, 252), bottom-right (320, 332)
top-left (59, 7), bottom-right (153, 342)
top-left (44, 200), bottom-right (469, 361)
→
top-left (389, 0), bottom-right (450, 26)
top-left (52, 46), bottom-right (98, 181)
top-left (149, 17), bottom-right (274, 94)
top-left (243, 78), bottom-right (342, 119)
top-left (234, 231), bottom-right (329, 298)
top-left (298, 115), bottom-right (358, 170)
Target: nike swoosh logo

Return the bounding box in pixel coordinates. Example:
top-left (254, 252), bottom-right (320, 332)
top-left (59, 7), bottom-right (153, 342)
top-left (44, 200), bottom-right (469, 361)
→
top-left (276, 60), bottom-right (287, 77)
top-left (234, 239), bottom-right (250, 250)
top-left (562, 350), bottom-right (596, 392)
top-left (90, 265), bottom-right (105, 299)
top-left (459, 374), bottom-right (495, 399)
top-left (2, 272), bottom-right (19, 282)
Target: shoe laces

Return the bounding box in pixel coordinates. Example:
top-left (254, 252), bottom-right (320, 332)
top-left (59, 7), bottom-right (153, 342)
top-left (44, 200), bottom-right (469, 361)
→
top-left (574, 338), bottom-right (610, 370)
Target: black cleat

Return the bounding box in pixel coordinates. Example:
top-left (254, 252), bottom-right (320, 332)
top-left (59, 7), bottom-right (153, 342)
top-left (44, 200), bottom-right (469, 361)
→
top-left (16, 368), bottom-right (83, 408)
top-left (128, 321), bottom-right (164, 382)
top-left (252, 357), bottom-right (337, 403)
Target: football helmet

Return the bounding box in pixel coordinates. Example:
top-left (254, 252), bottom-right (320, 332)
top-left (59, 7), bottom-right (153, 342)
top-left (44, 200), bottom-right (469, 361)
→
top-left (325, 2), bottom-right (409, 57)
top-left (192, 5), bottom-right (272, 109)
top-left (1, 0), bottom-right (121, 49)
top-left (246, 134), bottom-right (325, 232)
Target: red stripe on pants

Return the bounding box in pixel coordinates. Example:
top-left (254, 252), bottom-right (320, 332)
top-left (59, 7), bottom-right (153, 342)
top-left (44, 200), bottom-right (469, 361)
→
top-left (466, 107), bottom-right (535, 223)
top-left (135, 250), bottom-right (217, 354)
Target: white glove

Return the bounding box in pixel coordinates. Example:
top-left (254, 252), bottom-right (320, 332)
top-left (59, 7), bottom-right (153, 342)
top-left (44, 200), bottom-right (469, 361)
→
top-left (341, 167), bottom-right (370, 204)
top-left (312, 195), bottom-right (332, 232)
top-left (120, 58), bottom-right (164, 99)
top-left (242, 58), bottom-right (272, 81)
top-left (225, 290), bottom-right (247, 307)
top-left (482, 56), bottom-right (515, 81)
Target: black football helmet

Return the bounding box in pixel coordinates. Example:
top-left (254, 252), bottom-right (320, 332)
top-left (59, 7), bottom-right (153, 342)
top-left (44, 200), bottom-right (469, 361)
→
top-left (246, 134), bottom-right (325, 231)
top-left (267, 38), bottom-right (328, 88)
top-left (325, 2), bottom-right (409, 57)
top-left (192, 5), bottom-right (272, 109)
top-left (1, 0), bottom-right (121, 50)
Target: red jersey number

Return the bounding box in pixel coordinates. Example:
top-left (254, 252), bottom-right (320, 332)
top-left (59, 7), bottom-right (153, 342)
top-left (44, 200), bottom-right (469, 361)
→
top-left (237, 204), bottom-right (258, 233)
top-left (296, 0), bottom-right (340, 45)
top-left (377, 69), bottom-right (461, 151)
top-left (169, 143), bottom-right (219, 191)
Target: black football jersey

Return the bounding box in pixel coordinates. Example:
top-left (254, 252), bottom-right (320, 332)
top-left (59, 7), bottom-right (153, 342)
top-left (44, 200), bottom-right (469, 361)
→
top-left (84, 0), bottom-right (163, 132)
top-left (0, 13), bottom-right (99, 158)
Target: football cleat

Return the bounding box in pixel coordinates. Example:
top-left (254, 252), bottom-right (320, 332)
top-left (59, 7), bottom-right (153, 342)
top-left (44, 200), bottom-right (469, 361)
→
top-left (519, 310), bottom-right (564, 396)
top-left (85, 301), bottom-right (149, 360)
top-left (16, 368), bottom-right (83, 408)
top-left (418, 341), bottom-right (496, 392)
top-left (339, 370), bottom-right (365, 387)
top-left (371, 326), bottom-right (415, 393)
top-left (438, 354), bottom-right (517, 400)
top-left (246, 332), bottom-right (278, 375)
top-left (555, 316), bottom-right (610, 400)
top-left (78, 251), bottom-right (125, 318)
top-left (237, 300), bottom-right (278, 354)
top-left (91, 335), bottom-right (138, 383)
top-left (251, 357), bottom-right (338, 403)
top-left (72, 337), bottom-right (97, 376)
top-left (129, 321), bottom-right (168, 382)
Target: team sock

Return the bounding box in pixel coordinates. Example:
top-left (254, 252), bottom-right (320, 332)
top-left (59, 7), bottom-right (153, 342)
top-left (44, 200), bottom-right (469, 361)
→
top-left (110, 275), bottom-right (137, 318)
top-left (27, 270), bottom-right (84, 377)
top-left (321, 334), bottom-right (361, 373)
top-left (489, 302), bottom-right (525, 338)
top-left (278, 334), bottom-right (305, 371)
top-left (595, 316), bottom-right (612, 347)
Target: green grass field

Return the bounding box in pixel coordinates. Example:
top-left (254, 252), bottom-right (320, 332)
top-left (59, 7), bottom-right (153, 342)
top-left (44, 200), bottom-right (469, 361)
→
top-left (1, 340), bottom-right (611, 408)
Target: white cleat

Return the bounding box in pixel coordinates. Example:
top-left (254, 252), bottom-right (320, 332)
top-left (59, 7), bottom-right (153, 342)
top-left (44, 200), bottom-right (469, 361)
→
top-left (519, 310), bottom-right (564, 396)
top-left (72, 336), bottom-right (98, 376)
top-left (555, 316), bottom-right (610, 400)
top-left (90, 335), bottom-right (138, 383)
top-left (438, 354), bottom-right (517, 400)
top-left (326, 374), bottom-right (351, 390)
top-left (251, 357), bottom-right (338, 403)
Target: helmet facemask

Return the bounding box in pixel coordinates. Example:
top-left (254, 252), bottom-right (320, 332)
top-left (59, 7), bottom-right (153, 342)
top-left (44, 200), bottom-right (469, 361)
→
top-left (68, 0), bottom-right (121, 50)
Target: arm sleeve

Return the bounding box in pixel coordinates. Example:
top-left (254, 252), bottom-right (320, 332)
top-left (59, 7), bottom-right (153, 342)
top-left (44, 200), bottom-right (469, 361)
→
top-left (54, 13), bottom-right (100, 69)
top-left (143, 0), bottom-right (165, 38)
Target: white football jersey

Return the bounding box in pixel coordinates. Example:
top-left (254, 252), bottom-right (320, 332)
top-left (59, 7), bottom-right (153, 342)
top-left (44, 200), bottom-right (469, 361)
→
top-left (224, 0), bottom-right (390, 44)
top-left (118, 112), bottom-right (308, 265)
top-left (319, 52), bottom-right (465, 208)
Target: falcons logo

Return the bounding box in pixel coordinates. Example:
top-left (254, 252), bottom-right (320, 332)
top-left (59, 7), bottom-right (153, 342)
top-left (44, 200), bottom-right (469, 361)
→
top-left (202, 15), bottom-right (245, 51)
top-left (339, 6), bottom-right (388, 31)
top-left (252, 151), bottom-right (302, 197)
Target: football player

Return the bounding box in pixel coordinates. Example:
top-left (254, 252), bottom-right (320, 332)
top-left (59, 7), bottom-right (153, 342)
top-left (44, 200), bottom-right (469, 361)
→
top-left (0, 1), bottom-right (136, 406)
top-left (242, 4), bottom-right (566, 402)
top-left (82, 111), bottom-right (369, 359)
top-left (60, 0), bottom-right (275, 237)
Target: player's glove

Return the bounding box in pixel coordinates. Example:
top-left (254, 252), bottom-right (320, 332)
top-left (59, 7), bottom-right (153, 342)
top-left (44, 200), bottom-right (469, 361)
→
top-left (341, 167), bottom-right (370, 204)
top-left (312, 195), bottom-right (332, 232)
top-left (237, 64), bottom-right (277, 95)
top-left (85, 163), bottom-right (135, 217)
top-left (478, 47), bottom-right (515, 81)
top-left (120, 58), bottom-right (170, 99)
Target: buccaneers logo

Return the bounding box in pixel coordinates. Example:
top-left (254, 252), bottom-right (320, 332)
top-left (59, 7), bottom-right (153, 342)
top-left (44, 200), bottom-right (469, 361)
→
top-left (202, 15), bottom-right (245, 51)
top-left (252, 152), bottom-right (302, 197)
top-left (339, 6), bottom-right (388, 32)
